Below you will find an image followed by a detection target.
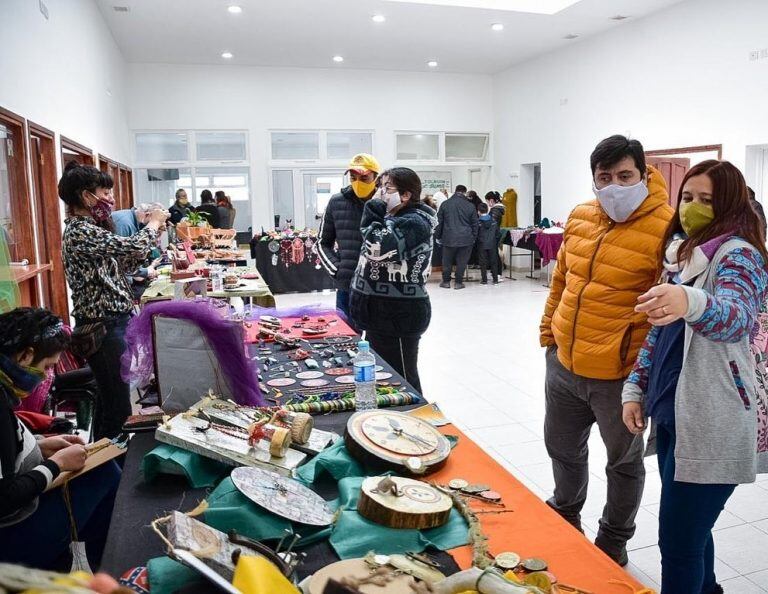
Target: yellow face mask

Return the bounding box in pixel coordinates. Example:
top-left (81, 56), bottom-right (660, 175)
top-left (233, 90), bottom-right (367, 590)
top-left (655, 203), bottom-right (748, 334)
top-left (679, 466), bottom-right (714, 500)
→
top-left (680, 201), bottom-right (715, 236)
top-left (351, 179), bottom-right (377, 199)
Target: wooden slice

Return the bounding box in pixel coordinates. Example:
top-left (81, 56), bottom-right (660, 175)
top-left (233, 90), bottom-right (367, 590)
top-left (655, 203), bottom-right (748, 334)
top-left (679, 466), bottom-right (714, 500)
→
top-left (288, 412), bottom-right (313, 444)
top-left (357, 476), bottom-right (452, 530)
top-left (307, 559), bottom-right (417, 594)
top-left (268, 426), bottom-right (292, 457)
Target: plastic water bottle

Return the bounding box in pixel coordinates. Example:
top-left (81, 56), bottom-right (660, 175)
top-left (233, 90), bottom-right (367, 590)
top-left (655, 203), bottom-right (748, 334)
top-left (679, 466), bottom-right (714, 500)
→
top-left (353, 340), bottom-right (377, 410)
top-left (211, 265), bottom-right (224, 292)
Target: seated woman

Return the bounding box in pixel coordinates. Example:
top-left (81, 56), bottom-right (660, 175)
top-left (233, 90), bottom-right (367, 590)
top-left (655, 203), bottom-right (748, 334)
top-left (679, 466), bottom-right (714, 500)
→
top-left (349, 168), bottom-right (437, 394)
top-left (0, 308), bottom-right (121, 570)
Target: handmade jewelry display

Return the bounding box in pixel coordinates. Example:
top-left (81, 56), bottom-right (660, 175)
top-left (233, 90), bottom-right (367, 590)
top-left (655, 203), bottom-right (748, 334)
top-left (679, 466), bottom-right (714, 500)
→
top-left (345, 410), bottom-right (451, 475)
top-left (230, 467), bottom-right (334, 526)
top-left (357, 476), bottom-right (453, 530)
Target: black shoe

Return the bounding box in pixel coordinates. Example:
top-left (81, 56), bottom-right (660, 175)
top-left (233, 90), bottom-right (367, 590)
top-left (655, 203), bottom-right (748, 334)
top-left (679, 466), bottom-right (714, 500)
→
top-left (439, 282), bottom-right (451, 288)
top-left (454, 283), bottom-right (466, 290)
top-left (492, 279), bottom-right (500, 285)
top-left (599, 546), bottom-right (628, 567)
top-left (704, 584), bottom-right (724, 594)
top-left (480, 280), bottom-right (488, 285)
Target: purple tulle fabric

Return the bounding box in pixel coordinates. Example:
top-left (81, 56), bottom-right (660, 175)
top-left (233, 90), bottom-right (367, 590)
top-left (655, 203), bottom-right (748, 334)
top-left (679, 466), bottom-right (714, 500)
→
top-left (121, 300), bottom-right (266, 407)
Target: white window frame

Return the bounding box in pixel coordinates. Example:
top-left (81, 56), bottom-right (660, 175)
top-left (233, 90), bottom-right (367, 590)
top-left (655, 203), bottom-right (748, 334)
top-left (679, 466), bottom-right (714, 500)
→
top-left (132, 129), bottom-right (249, 168)
top-left (394, 131), bottom-right (492, 166)
top-left (267, 166), bottom-right (348, 230)
top-left (445, 132), bottom-right (491, 163)
top-left (268, 129), bottom-right (375, 167)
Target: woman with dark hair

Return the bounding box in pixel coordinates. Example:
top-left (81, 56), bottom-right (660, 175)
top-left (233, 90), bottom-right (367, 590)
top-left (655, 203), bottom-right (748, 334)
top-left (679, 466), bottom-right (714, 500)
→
top-left (622, 160), bottom-right (768, 593)
top-left (0, 308), bottom-right (121, 569)
top-left (215, 191), bottom-right (236, 230)
top-left (59, 161), bottom-right (168, 439)
top-left (169, 188), bottom-right (193, 225)
top-left (349, 168), bottom-right (436, 394)
top-left (467, 190), bottom-right (483, 211)
top-left (197, 189), bottom-right (220, 228)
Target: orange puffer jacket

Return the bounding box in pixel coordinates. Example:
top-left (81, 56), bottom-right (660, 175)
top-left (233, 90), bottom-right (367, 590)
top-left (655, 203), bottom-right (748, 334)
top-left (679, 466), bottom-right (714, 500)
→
top-left (540, 166), bottom-right (674, 380)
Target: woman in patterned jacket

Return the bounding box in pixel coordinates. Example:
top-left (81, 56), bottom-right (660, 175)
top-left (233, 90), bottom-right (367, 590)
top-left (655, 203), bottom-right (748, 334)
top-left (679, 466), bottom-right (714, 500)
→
top-left (622, 161), bottom-right (768, 594)
top-left (59, 162), bottom-right (168, 439)
top-left (349, 168), bottom-right (436, 394)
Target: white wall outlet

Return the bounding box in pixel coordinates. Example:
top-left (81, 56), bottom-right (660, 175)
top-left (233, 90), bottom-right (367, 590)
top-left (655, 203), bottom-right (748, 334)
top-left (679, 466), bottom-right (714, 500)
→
top-left (38, 0), bottom-right (49, 20)
top-left (750, 50), bottom-right (760, 61)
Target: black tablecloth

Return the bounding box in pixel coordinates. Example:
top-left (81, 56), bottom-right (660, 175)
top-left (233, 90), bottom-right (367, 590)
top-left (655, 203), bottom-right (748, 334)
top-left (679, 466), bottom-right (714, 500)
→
top-left (251, 239), bottom-right (335, 294)
top-left (99, 340), bottom-right (455, 587)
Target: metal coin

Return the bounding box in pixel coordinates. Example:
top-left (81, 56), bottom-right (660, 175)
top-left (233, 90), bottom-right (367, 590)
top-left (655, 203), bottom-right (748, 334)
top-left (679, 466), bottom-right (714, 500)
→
top-left (375, 371), bottom-right (393, 380)
top-left (325, 367), bottom-right (353, 376)
top-left (521, 558), bottom-right (548, 572)
top-left (295, 371), bottom-right (324, 380)
top-left (524, 572), bottom-right (552, 589)
top-left (334, 375), bottom-right (355, 385)
top-left (461, 484), bottom-right (490, 494)
top-left (266, 378), bottom-right (296, 387)
top-left (301, 379), bottom-right (329, 388)
top-left (494, 552), bottom-right (521, 570)
top-left (448, 478), bottom-right (469, 490)
top-left (480, 490), bottom-right (502, 502)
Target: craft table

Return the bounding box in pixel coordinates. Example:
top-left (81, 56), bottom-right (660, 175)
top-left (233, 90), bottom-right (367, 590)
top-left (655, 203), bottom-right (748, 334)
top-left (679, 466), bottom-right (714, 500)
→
top-left (251, 236), bottom-right (336, 294)
top-left (140, 268), bottom-right (276, 308)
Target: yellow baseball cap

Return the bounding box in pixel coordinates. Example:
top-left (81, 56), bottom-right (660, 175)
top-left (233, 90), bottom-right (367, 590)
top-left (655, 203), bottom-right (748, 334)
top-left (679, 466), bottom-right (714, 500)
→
top-left (347, 153), bottom-right (381, 175)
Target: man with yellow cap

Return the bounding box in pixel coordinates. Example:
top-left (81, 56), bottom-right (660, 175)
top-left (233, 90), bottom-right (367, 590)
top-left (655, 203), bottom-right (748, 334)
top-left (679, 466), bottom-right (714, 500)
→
top-left (316, 153), bottom-right (381, 318)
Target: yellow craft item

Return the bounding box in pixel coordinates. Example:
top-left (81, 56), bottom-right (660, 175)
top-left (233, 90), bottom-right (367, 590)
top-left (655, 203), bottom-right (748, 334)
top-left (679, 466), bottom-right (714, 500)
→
top-left (524, 572), bottom-right (552, 590)
top-left (504, 570), bottom-right (523, 583)
top-left (232, 555), bottom-right (300, 594)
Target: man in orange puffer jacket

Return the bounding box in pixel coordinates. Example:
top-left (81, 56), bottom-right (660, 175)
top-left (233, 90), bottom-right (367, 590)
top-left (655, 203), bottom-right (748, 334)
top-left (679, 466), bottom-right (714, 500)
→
top-left (540, 135), bottom-right (673, 566)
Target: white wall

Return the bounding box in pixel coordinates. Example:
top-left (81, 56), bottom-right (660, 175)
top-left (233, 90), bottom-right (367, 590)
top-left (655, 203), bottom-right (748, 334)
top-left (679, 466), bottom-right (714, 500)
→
top-left (493, 0), bottom-right (768, 225)
top-left (0, 0), bottom-right (130, 165)
top-left (125, 63), bottom-right (494, 231)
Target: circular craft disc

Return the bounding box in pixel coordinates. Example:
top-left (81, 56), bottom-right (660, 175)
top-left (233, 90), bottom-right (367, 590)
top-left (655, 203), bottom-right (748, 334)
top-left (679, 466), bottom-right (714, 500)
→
top-left (308, 559), bottom-right (417, 594)
top-left (521, 558), bottom-right (548, 572)
top-left (231, 467), bottom-right (334, 526)
top-left (301, 379), bottom-right (330, 388)
top-left (375, 371), bottom-right (393, 380)
top-left (480, 490), bottom-right (502, 501)
top-left (524, 572), bottom-right (552, 590)
top-left (495, 552), bottom-right (521, 570)
top-left (335, 375), bottom-right (355, 385)
top-left (295, 371), bottom-right (324, 380)
top-left (360, 412), bottom-right (439, 457)
top-left (448, 478), bottom-right (469, 490)
top-left (266, 378), bottom-right (296, 387)
top-left (374, 365), bottom-right (384, 372)
top-left (358, 476), bottom-right (452, 530)
top-left (325, 367), bottom-right (353, 376)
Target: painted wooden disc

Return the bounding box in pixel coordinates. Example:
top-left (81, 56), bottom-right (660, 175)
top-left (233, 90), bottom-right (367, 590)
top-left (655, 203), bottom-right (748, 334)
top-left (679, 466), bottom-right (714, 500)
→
top-left (295, 371), bottom-right (324, 380)
top-left (266, 378), bottom-right (296, 387)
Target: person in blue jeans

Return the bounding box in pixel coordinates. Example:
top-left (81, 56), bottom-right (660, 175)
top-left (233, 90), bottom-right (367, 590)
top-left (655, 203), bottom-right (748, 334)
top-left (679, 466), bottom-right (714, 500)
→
top-left (622, 160), bottom-right (768, 593)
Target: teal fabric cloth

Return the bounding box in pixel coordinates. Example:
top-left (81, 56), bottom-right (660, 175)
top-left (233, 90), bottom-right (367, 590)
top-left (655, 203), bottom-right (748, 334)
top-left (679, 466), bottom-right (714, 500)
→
top-left (147, 556), bottom-right (200, 594)
top-left (295, 439), bottom-right (364, 485)
top-left (142, 444), bottom-right (230, 488)
top-left (330, 476), bottom-right (469, 559)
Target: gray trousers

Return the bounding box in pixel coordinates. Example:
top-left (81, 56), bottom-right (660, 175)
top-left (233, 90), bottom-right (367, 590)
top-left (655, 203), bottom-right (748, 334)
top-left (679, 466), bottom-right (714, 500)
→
top-left (543, 347), bottom-right (645, 555)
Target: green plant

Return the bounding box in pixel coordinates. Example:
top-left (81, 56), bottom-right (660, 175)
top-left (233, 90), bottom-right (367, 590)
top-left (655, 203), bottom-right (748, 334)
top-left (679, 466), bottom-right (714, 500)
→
top-left (184, 211), bottom-right (207, 226)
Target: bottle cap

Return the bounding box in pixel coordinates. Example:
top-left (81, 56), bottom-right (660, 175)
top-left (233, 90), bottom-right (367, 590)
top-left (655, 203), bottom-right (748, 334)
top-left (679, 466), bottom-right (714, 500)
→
top-left (358, 340), bottom-right (370, 351)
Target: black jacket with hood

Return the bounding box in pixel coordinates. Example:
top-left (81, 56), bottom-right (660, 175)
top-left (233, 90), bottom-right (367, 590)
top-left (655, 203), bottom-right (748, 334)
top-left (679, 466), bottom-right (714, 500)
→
top-left (316, 186), bottom-right (368, 289)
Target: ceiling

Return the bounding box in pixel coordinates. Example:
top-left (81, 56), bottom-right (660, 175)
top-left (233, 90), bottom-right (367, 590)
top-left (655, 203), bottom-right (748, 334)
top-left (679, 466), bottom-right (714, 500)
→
top-left (97, 0), bottom-right (684, 75)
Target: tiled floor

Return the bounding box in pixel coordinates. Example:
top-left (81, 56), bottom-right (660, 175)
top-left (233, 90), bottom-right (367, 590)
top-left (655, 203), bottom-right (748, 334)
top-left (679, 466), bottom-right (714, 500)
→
top-left (277, 273), bottom-right (768, 592)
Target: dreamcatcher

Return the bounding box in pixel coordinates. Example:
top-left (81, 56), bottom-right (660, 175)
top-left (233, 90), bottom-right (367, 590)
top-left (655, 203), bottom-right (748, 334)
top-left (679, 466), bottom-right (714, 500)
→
top-left (280, 239), bottom-right (293, 268)
top-left (305, 237), bottom-right (321, 269)
top-left (291, 237), bottom-right (305, 265)
top-left (268, 240), bottom-right (280, 266)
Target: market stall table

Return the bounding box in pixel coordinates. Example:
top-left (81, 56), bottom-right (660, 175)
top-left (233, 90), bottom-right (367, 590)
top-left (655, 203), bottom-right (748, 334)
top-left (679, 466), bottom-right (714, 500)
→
top-left (251, 233), bottom-right (335, 294)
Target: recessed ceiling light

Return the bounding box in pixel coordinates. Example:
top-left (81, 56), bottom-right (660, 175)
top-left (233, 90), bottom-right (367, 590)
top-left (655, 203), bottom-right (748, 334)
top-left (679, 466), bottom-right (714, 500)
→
top-left (333, 55), bottom-right (345, 63)
top-left (563, 33), bottom-right (579, 40)
top-left (112, 5), bottom-right (130, 12)
top-left (427, 60), bottom-right (438, 68)
top-left (372, 14), bottom-right (386, 22)
top-left (491, 23), bottom-right (504, 31)
top-left (221, 51), bottom-right (234, 59)
top-left (611, 14), bottom-right (629, 20)
top-left (228, 5), bottom-right (243, 14)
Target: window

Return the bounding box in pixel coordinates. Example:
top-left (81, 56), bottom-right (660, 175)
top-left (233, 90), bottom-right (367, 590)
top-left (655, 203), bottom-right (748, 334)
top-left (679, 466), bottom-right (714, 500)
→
top-left (303, 173), bottom-right (344, 225)
top-left (396, 133), bottom-right (440, 160)
top-left (272, 170), bottom-right (295, 227)
top-left (445, 133), bottom-right (489, 162)
top-left (135, 167), bottom-right (192, 208)
top-left (196, 132), bottom-right (247, 161)
top-left (271, 132), bottom-right (320, 160)
top-left (135, 132), bottom-right (188, 162)
top-left (0, 115), bottom-right (34, 263)
top-left (327, 132), bottom-right (373, 160)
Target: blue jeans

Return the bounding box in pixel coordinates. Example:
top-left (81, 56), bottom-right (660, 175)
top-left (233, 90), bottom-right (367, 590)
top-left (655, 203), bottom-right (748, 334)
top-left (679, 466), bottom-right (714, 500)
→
top-left (80, 314), bottom-right (132, 439)
top-left (657, 424), bottom-right (736, 594)
top-left (0, 461), bottom-right (121, 570)
top-left (336, 289), bottom-right (351, 320)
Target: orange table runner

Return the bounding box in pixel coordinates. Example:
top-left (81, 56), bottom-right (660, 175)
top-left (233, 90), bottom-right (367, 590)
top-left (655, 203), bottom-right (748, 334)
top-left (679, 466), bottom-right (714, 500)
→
top-left (432, 424), bottom-right (647, 593)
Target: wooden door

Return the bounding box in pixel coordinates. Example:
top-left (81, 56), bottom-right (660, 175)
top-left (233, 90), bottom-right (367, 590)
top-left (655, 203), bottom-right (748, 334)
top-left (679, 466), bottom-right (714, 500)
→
top-left (29, 122), bottom-right (68, 318)
top-left (119, 166), bottom-right (134, 208)
top-left (61, 136), bottom-right (94, 168)
top-left (647, 156), bottom-right (690, 210)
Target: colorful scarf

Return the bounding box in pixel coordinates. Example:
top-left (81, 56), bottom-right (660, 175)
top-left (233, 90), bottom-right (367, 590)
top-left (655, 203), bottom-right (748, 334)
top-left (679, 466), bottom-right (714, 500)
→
top-left (0, 353), bottom-right (45, 400)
